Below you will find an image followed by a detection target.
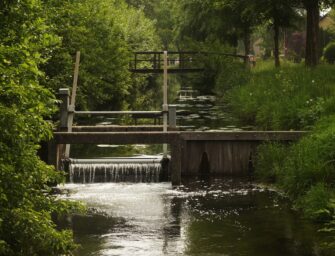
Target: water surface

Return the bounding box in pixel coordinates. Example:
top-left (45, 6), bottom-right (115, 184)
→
top-left (59, 179), bottom-right (325, 256)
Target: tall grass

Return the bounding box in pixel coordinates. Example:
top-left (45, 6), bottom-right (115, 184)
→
top-left (227, 62), bottom-right (335, 130)
top-left (255, 116), bottom-right (335, 222)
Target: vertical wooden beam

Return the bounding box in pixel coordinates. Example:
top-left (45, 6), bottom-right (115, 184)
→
top-left (71, 51), bottom-right (80, 106)
top-left (58, 88), bottom-right (70, 165)
top-left (163, 51), bottom-right (168, 156)
top-left (65, 51), bottom-right (80, 158)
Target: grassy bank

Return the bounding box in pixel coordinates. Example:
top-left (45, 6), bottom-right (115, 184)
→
top-left (227, 62), bottom-right (335, 130)
top-left (226, 61), bottom-right (335, 250)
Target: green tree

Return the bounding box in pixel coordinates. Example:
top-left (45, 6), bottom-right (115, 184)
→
top-left (43, 0), bottom-right (160, 111)
top-left (0, 0), bottom-right (79, 254)
top-left (248, 0), bottom-right (298, 67)
top-left (43, 0), bottom-right (130, 111)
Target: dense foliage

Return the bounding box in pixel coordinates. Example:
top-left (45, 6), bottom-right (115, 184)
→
top-left (43, 0), bottom-right (161, 111)
top-left (0, 0), bottom-right (81, 255)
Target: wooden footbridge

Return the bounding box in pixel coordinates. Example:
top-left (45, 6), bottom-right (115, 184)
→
top-left (129, 51), bottom-right (247, 74)
top-left (48, 51), bottom-right (306, 186)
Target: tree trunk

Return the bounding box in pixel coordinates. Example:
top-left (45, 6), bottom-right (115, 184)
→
top-left (274, 18), bottom-right (280, 68)
top-left (304, 0), bottom-right (320, 67)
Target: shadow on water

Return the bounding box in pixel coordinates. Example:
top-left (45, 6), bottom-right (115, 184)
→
top-left (58, 179), bottom-right (330, 256)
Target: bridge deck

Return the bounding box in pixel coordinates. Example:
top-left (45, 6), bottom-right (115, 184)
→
top-left (53, 131), bottom-right (306, 144)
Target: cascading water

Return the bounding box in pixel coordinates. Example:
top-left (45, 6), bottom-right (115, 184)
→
top-left (67, 157), bottom-right (164, 183)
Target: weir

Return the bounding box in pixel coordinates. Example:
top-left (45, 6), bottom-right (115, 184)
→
top-left (48, 51), bottom-right (306, 185)
top-left (50, 131), bottom-right (306, 185)
top-left (67, 157), bottom-right (164, 183)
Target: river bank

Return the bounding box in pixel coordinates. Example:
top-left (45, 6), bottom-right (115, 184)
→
top-left (225, 61), bottom-right (335, 250)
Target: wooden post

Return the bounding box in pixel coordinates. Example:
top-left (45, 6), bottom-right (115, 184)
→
top-left (168, 105), bottom-right (177, 128)
top-left (65, 51), bottom-right (80, 158)
top-left (58, 88), bottom-right (70, 165)
top-left (163, 51), bottom-right (168, 157)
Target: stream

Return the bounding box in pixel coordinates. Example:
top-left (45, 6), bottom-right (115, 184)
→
top-left (58, 95), bottom-right (329, 256)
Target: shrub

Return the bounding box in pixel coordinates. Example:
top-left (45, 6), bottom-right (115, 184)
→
top-left (324, 42), bottom-right (335, 64)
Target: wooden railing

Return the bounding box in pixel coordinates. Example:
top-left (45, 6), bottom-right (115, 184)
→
top-left (129, 51), bottom-right (247, 74)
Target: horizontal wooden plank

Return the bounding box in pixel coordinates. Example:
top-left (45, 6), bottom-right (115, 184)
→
top-left (180, 131), bottom-right (307, 141)
top-left (54, 132), bottom-right (180, 144)
top-left (74, 111), bottom-right (162, 116)
top-left (53, 131), bottom-right (307, 145)
top-left (72, 126), bottom-right (179, 132)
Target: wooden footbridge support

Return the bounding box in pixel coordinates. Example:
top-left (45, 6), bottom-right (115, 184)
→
top-left (49, 131), bottom-right (306, 186)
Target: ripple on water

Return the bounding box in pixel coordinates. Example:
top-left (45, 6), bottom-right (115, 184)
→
top-left (58, 179), bottom-right (325, 256)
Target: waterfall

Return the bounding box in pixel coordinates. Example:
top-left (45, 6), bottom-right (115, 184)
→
top-left (67, 157), bottom-right (164, 183)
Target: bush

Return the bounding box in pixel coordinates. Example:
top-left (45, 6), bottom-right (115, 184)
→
top-left (324, 42), bottom-right (335, 64)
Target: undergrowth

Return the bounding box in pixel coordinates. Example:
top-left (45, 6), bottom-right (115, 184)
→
top-left (226, 62), bottom-right (335, 130)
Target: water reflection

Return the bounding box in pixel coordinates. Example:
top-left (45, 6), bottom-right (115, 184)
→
top-left (175, 96), bottom-right (239, 131)
top-left (59, 179), bottom-right (325, 256)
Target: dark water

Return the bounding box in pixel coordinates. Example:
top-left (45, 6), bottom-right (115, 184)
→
top-left (175, 96), bottom-right (241, 131)
top-left (59, 179), bottom-right (327, 256)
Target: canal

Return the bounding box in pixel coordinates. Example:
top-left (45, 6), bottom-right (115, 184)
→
top-left (58, 95), bottom-right (329, 255)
